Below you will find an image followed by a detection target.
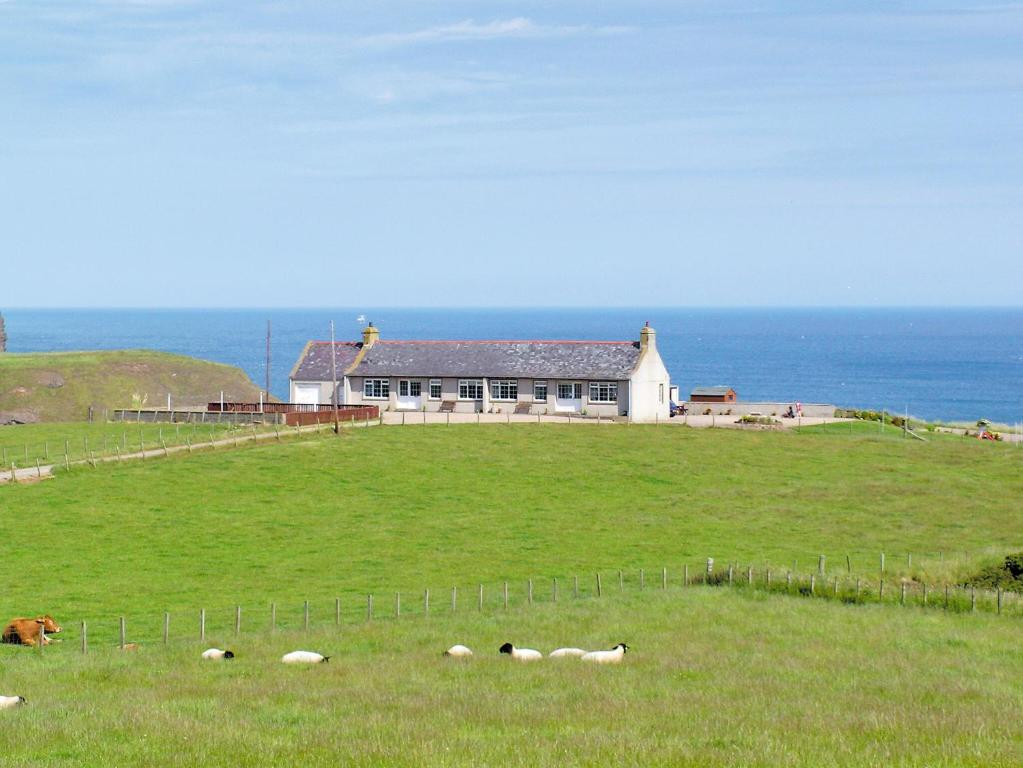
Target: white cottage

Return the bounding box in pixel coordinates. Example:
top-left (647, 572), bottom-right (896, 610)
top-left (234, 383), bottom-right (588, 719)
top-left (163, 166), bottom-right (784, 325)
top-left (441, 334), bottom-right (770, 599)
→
top-left (289, 323), bottom-right (671, 422)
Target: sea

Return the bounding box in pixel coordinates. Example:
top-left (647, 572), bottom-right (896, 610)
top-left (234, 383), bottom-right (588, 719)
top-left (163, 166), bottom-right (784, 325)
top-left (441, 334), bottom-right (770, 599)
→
top-left (3, 308), bottom-right (1021, 424)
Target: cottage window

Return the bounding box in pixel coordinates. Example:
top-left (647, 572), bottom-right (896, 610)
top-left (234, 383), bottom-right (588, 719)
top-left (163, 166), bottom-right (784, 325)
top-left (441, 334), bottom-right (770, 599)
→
top-left (589, 381), bottom-right (618, 403)
top-left (557, 382), bottom-right (583, 400)
top-left (429, 379), bottom-right (442, 400)
top-left (533, 380), bottom-right (547, 402)
top-left (364, 379), bottom-right (389, 399)
top-left (490, 379), bottom-right (517, 401)
top-left (458, 379), bottom-right (484, 400)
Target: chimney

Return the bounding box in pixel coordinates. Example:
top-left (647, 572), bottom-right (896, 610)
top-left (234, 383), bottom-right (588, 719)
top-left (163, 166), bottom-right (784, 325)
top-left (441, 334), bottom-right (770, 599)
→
top-left (639, 321), bottom-right (655, 353)
top-left (362, 322), bottom-right (380, 348)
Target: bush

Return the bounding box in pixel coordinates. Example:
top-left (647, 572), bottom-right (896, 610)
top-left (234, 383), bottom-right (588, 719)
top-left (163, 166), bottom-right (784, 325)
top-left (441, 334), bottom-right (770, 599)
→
top-left (965, 553), bottom-right (1023, 589)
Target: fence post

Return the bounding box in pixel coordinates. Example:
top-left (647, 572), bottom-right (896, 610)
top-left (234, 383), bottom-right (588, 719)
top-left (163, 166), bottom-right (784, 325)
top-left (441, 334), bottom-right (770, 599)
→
top-left (503, 582), bottom-right (509, 609)
top-left (335, 597), bottom-right (341, 627)
top-left (81, 621), bottom-right (88, 655)
top-left (235, 605), bottom-right (241, 635)
top-left (304, 600), bottom-right (310, 630)
top-left (684, 564), bottom-right (689, 586)
top-left (971, 587), bottom-right (976, 612)
top-left (164, 612), bottom-right (170, 644)
top-left (527, 580), bottom-right (533, 605)
top-left (451, 586), bottom-right (457, 612)
top-left (818, 555), bottom-right (825, 575)
top-left (479, 583), bottom-right (485, 610)
top-left (997, 587), bottom-right (1002, 614)
top-left (922, 583), bottom-right (928, 606)
top-left (810, 574), bottom-right (816, 595)
top-left (855, 578), bottom-right (861, 598)
top-left (706, 558), bottom-right (714, 579)
top-left (879, 580), bottom-right (884, 600)
top-left (199, 609), bottom-right (205, 641)
top-left (573, 576), bottom-right (578, 599)
top-left (833, 577), bottom-right (839, 596)
top-left (271, 602), bottom-right (277, 633)
top-left (944, 584), bottom-right (949, 610)
top-left (396, 592), bottom-right (401, 618)
top-left (641, 569), bottom-right (646, 589)
top-left (663, 567), bottom-right (668, 589)
top-left (766, 568), bottom-right (771, 587)
top-left (367, 595), bottom-right (373, 621)
top-left (120, 617), bottom-right (126, 649)
top-left (846, 554), bottom-right (851, 574)
top-left (880, 552), bottom-right (885, 574)
top-left (596, 573), bottom-right (602, 597)
top-left (746, 566), bottom-right (752, 586)
top-left (727, 565), bottom-right (732, 586)
top-left (552, 578), bottom-right (557, 603)
top-left (786, 572), bottom-right (792, 590)
top-left (425, 589), bottom-right (430, 616)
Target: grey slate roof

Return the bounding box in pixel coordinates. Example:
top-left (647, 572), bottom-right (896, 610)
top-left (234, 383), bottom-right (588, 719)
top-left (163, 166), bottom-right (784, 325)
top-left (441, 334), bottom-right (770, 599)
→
top-left (690, 386), bottom-right (735, 396)
top-left (353, 341), bottom-right (641, 379)
top-left (292, 342), bottom-right (362, 381)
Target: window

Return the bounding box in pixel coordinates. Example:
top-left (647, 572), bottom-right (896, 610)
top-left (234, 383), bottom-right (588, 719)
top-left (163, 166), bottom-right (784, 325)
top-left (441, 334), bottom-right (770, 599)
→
top-left (429, 379), bottom-right (442, 400)
top-left (398, 380), bottom-right (421, 397)
top-left (533, 380), bottom-right (547, 402)
top-left (557, 382), bottom-right (583, 400)
top-left (458, 379), bottom-right (484, 400)
top-left (364, 379), bottom-right (389, 399)
top-left (589, 381), bottom-right (618, 403)
top-left (490, 379), bottom-right (518, 401)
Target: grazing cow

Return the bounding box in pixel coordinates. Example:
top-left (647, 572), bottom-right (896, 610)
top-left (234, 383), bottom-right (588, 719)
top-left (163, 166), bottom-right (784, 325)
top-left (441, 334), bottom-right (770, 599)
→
top-left (1, 615), bottom-right (62, 647)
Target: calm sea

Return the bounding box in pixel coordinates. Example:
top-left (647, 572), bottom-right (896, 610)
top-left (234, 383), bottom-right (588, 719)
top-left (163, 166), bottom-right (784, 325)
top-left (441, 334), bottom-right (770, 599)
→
top-left (3, 308), bottom-right (1021, 424)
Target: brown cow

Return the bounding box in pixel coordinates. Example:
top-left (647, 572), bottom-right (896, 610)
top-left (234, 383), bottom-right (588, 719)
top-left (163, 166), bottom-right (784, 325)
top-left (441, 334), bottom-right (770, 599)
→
top-left (1, 615), bottom-right (62, 646)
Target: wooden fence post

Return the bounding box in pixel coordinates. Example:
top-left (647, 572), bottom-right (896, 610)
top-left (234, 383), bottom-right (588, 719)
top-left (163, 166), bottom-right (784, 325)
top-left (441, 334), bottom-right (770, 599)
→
top-left (786, 572), bottom-right (792, 589)
top-left (810, 574), bottom-right (816, 595)
top-left (846, 554), bottom-right (851, 574)
top-left (120, 617), bottom-right (126, 649)
top-left (479, 583), bottom-right (485, 611)
top-left (746, 566), bottom-right (752, 586)
top-left (573, 576), bottom-right (578, 599)
top-left (304, 600), bottom-right (310, 630)
top-left (879, 580), bottom-right (884, 600)
top-left (81, 621), bottom-right (88, 655)
top-left (451, 586), bottom-right (457, 612)
top-left (997, 587), bottom-right (1002, 614)
top-left (527, 580), bottom-right (533, 605)
top-left (596, 573), bottom-right (602, 597)
top-left (335, 597), bottom-right (341, 627)
top-left (818, 555), bottom-right (825, 575)
top-left (199, 609), bottom-right (205, 641)
top-left (164, 612), bottom-right (170, 644)
top-left (944, 584), bottom-right (949, 610)
top-left (880, 552), bottom-right (885, 574)
top-left (618, 569), bottom-right (624, 591)
top-left (367, 595), bottom-right (373, 621)
top-left (727, 565), bottom-right (732, 586)
top-left (833, 577), bottom-right (839, 596)
top-left (271, 602), bottom-right (276, 633)
top-left (971, 587), bottom-right (976, 612)
top-left (663, 567), bottom-right (668, 589)
top-left (396, 592), bottom-right (401, 618)
top-left (503, 582), bottom-right (509, 609)
top-left (424, 589), bottom-right (430, 616)
top-left (922, 584), bottom-right (928, 606)
top-left (552, 578), bottom-right (557, 603)
top-left (235, 605), bottom-right (241, 635)
top-left (766, 568), bottom-right (771, 587)
top-left (684, 564), bottom-right (689, 586)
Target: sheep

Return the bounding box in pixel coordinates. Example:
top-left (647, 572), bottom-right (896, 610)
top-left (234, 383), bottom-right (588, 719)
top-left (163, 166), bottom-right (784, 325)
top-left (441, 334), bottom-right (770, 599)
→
top-left (548, 647), bottom-right (588, 658)
top-left (201, 648), bottom-right (235, 660)
top-left (0, 696), bottom-right (26, 709)
top-left (498, 642), bottom-right (543, 661)
top-left (443, 644), bottom-right (473, 658)
top-left (281, 650), bottom-right (329, 664)
top-left (580, 643), bottom-right (629, 664)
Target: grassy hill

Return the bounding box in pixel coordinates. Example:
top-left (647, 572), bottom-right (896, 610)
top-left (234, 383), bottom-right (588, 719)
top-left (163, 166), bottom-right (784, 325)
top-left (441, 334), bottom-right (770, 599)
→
top-left (0, 350), bottom-right (264, 423)
top-left (2, 425), bottom-right (1022, 765)
top-left (1, 587), bottom-right (1021, 766)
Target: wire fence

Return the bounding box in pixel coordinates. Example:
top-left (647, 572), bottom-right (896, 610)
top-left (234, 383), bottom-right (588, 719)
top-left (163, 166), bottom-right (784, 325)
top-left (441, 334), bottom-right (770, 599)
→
top-left (17, 560), bottom-right (1020, 656)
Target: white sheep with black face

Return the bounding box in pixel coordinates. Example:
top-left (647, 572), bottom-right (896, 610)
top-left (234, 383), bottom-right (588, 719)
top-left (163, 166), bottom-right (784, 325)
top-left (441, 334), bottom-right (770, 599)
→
top-left (443, 644), bottom-right (473, 658)
top-left (281, 650), bottom-right (329, 665)
top-left (580, 643), bottom-right (629, 664)
top-left (498, 642), bottom-right (542, 661)
top-left (201, 648), bottom-right (235, 660)
top-left (0, 696), bottom-right (26, 709)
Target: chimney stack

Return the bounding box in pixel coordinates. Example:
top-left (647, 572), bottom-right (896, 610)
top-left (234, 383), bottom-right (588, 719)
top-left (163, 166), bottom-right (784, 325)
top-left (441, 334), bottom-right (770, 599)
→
top-left (362, 322), bottom-right (379, 348)
top-left (639, 321), bottom-right (655, 353)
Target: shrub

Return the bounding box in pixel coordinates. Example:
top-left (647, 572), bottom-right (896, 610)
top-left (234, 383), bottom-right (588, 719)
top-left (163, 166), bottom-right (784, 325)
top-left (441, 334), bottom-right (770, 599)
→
top-left (965, 553), bottom-right (1023, 589)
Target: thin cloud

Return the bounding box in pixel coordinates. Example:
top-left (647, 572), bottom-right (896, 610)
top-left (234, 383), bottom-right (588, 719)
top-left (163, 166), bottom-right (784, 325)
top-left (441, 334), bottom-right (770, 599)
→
top-left (358, 17), bottom-right (634, 48)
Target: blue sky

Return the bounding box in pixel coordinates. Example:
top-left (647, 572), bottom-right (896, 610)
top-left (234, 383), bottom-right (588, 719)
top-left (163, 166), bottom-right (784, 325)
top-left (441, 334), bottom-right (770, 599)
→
top-left (1, 1), bottom-right (1021, 307)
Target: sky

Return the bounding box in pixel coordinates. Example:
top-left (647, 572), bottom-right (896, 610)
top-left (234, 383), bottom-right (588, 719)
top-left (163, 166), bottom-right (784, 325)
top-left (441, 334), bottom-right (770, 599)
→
top-left (1, 1), bottom-right (1021, 308)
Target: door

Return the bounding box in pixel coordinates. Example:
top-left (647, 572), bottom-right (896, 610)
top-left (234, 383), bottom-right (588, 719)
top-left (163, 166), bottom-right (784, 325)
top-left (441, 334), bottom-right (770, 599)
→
top-left (397, 379), bottom-right (422, 410)
top-left (293, 384), bottom-right (320, 405)
top-left (554, 382), bottom-right (583, 413)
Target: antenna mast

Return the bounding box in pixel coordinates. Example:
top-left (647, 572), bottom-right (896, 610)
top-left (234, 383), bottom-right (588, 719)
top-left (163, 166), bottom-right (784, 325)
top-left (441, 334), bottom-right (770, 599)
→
top-left (265, 319), bottom-right (272, 402)
top-left (330, 320), bottom-right (340, 435)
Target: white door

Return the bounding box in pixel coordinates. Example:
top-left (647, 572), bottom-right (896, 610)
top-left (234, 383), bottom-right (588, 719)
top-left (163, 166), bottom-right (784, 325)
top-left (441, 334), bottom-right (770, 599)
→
top-left (554, 382), bottom-right (583, 413)
top-left (293, 384), bottom-right (320, 405)
top-left (397, 380), bottom-right (422, 410)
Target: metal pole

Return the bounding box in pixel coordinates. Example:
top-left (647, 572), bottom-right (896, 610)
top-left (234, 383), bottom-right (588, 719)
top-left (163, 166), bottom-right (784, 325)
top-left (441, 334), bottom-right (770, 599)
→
top-left (330, 320), bottom-right (340, 435)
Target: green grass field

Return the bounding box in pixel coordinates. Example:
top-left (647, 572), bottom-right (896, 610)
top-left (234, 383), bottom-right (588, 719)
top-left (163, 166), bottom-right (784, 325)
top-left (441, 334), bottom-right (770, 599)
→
top-left (2, 587), bottom-right (1021, 767)
top-left (2, 424), bottom-right (1021, 765)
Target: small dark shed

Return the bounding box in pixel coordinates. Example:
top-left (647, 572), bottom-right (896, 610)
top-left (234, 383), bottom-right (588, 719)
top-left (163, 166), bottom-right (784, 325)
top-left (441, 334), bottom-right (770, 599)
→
top-left (690, 386), bottom-right (737, 403)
